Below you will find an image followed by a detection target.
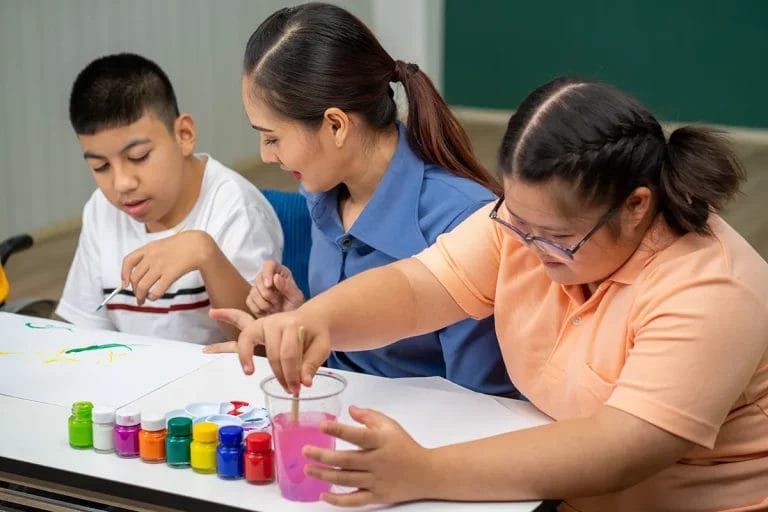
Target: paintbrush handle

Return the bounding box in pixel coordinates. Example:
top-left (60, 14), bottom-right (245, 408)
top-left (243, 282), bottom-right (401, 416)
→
top-left (95, 287), bottom-right (123, 312)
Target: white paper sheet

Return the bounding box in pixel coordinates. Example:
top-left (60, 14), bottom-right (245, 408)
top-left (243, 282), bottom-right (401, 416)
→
top-left (0, 312), bottom-right (220, 408)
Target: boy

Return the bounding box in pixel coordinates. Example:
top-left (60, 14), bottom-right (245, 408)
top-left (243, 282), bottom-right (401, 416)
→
top-left (56, 53), bottom-right (282, 344)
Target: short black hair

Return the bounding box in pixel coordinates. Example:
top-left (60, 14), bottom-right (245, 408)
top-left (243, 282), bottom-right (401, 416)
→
top-left (69, 53), bottom-right (180, 135)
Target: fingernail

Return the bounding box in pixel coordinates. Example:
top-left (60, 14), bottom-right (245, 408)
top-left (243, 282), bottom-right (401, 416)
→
top-left (202, 347), bottom-right (211, 353)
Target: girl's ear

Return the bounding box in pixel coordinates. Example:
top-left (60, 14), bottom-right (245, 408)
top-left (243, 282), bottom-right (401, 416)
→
top-left (621, 186), bottom-right (654, 233)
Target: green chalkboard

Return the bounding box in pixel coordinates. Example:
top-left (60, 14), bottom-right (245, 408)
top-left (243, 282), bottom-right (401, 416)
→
top-left (444, 1), bottom-right (768, 128)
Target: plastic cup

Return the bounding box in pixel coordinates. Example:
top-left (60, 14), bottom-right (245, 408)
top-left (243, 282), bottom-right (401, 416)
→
top-left (260, 371), bottom-right (347, 502)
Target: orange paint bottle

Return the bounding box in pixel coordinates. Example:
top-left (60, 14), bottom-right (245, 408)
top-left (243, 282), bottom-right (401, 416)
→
top-left (138, 413), bottom-right (167, 463)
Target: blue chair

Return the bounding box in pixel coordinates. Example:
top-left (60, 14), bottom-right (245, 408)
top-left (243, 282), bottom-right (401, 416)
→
top-left (261, 189), bottom-right (312, 298)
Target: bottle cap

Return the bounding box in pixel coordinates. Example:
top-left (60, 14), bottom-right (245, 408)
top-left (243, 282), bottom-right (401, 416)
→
top-left (91, 406), bottom-right (115, 424)
top-left (71, 401), bottom-right (93, 416)
top-left (246, 431), bottom-right (272, 452)
top-left (141, 412), bottom-right (166, 431)
top-left (218, 425), bottom-right (243, 445)
top-left (167, 417), bottom-right (193, 436)
top-left (193, 421), bottom-right (218, 443)
top-left (115, 407), bottom-right (141, 426)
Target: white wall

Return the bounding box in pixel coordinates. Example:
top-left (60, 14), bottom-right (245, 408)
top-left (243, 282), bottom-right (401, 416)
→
top-left (0, 0), bottom-right (442, 241)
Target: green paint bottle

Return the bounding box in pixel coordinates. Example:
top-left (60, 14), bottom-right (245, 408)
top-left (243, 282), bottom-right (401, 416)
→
top-left (166, 417), bottom-right (193, 468)
top-left (68, 401), bottom-right (94, 449)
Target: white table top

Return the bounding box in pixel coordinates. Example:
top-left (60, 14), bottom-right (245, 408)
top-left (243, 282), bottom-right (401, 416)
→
top-left (0, 353), bottom-right (551, 511)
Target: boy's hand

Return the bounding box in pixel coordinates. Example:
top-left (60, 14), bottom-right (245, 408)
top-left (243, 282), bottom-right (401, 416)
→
top-left (303, 405), bottom-right (433, 506)
top-left (246, 260), bottom-right (305, 317)
top-left (121, 230), bottom-right (212, 306)
top-left (206, 307), bottom-right (329, 394)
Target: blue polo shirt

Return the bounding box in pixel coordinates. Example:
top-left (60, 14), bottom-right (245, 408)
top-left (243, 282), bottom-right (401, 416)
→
top-left (302, 123), bottom-right (516, 397)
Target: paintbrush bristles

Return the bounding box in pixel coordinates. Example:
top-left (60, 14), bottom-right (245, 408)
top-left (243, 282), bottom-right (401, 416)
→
top-left (291, 325), bottom-right (305, 422)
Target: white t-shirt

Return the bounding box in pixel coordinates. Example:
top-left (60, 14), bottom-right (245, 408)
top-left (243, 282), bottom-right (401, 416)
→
top-left (56, 154), bottom-right (283, 344)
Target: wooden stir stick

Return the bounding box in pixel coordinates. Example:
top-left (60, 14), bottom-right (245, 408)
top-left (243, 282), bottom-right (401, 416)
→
top-left (291, 325), bottom-right (306, 422)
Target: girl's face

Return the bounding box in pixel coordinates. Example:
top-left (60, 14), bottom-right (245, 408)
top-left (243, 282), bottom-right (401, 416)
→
top-left (498, 178), bottom-right (652, 289)
top-left (241, 77), bottom-right (350, 193)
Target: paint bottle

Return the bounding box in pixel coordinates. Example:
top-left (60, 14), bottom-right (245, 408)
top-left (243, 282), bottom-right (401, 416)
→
top-left (113, 408), bottom-right (141, 458)
top-left (244, 431), bottom-right (274, 484)
top-left (166, 417), bottom-right (193, 468)
top-left (91, 406), bottom-right (115, 454)
top-left (216, 425), bottom-right (244, 479)
top-left (139, 413), bottom-right (167, 463)
top-left (190, 422), bottom-right (218, 474)
top-left (68, 401), bottom-right (93, 449)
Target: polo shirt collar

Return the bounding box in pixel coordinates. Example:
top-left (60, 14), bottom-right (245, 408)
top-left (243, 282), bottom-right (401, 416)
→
top-left (303, 122), bottom-right (429, 259)
top-left (607, 214), bottom-right (678, 285)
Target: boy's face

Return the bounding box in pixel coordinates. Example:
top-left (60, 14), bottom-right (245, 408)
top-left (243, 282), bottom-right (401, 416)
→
top-left (78, 112), bottom-right (196, 230)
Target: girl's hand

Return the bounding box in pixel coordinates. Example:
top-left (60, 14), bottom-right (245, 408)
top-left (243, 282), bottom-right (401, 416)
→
top-left (304, 405), bottom-right (434, 507)
top-left (205, 307), bottom-right (330, 393)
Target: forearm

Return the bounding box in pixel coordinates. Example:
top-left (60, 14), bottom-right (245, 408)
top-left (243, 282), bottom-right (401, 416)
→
top-left (300, 258), bottom-right (466, 351)
top-left (197, 238), bottom-right (251, 338)
top-left (424, 407), bottom-right (691, 501)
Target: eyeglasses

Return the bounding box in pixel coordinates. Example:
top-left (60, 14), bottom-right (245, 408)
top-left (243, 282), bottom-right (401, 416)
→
top-left (489, 195), bottom-right (619, 261)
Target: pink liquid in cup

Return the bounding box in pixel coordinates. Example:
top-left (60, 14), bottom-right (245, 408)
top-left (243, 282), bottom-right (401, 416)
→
top-left (272, 411), bottom-right (336, 502)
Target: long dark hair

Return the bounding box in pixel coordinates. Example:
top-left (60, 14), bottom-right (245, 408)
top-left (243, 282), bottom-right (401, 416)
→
top-left (498, 77), bottom-right (745, 235)
top-left (243, 2), bottom-right (500, 195)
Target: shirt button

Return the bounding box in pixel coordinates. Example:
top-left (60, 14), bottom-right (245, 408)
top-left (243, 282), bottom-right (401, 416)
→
top-left (341, 238), bottom-right (352, 248)
top-left (572, 316), bottom-right (582, 326)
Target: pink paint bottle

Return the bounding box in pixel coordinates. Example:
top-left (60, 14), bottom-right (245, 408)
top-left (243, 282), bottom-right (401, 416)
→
top-left (114, 407), bottom-right (141, 458)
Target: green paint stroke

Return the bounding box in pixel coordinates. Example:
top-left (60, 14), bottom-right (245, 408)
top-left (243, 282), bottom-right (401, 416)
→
top-left (24, 322), bottom-right (73, 332)
top-left (63, 343), bottom-right (134, 354)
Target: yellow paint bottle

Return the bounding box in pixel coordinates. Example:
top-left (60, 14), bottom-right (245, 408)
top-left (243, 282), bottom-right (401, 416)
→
top-left (190, 422), bottom-right (218, 474)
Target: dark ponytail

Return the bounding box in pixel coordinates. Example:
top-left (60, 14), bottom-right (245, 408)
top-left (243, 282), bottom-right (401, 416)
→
top-left (660, 126), bottom-right (745, 235)
top-left (392, 60), bottom-right (501, 194)
top-left (244, 3), bottom-right (500, 195)
top-left (499, 76), bottom-right (746, 236)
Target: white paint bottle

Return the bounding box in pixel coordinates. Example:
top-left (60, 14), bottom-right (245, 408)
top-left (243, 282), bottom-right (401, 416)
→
top-left (92, 406), bottom-right (116, 454)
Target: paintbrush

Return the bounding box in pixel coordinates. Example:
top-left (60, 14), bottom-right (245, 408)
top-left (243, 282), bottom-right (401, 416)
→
top-left (291, 325), bottom-right (306, 422)
top-left (95, 224), bottom-right (186, 313)
top-left (95, 287), bottom-right (123, 312)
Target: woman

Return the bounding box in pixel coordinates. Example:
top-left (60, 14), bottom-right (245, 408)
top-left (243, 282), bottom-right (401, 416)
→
top-left (232, 3), bottom-right (515, 397)
top-left (210, 76), bottom-right (768, 510)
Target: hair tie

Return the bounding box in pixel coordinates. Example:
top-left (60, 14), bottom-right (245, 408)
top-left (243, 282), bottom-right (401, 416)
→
top-left (392, 60), bottom-right (419, 82)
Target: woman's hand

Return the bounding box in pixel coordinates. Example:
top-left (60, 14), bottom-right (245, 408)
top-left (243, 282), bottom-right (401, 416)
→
top-left (246, 260), bottom-right (305, 317)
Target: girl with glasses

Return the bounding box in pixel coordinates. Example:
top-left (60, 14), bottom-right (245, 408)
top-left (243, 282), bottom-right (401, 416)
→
top-left (210, 77), bottom-right (768, 511)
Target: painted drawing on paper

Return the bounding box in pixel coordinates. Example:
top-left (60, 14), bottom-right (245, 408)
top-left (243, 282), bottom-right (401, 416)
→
top-left (0, 313), bottom-right (219, 407)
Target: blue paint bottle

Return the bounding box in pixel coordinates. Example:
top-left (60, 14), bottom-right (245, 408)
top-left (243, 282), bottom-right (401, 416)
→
top-left (216, 425), bottom-right (244, 479)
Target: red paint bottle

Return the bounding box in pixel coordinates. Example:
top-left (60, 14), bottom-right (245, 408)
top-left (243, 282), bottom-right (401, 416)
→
top-left (244, 431), bottom-right (274, 484)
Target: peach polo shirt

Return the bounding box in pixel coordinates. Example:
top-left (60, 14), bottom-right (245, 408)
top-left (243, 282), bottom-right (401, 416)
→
top-left (415, 204), bottom-right (768, 511)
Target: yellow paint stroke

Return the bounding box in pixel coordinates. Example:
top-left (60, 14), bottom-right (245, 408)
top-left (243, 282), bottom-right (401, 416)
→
top-left (0, 351), bottom-right (17, 356)
top-left (108, 351), bottom-right (114, 362)
top-left (43, 357), bottom-right (79, 364)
